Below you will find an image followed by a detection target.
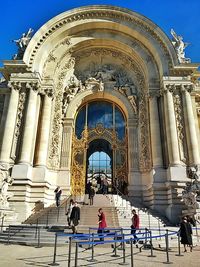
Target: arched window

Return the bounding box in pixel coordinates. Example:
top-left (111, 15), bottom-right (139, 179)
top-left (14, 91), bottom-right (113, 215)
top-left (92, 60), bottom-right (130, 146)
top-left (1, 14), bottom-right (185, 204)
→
top-left (75, 101), bottom-right (126, 140)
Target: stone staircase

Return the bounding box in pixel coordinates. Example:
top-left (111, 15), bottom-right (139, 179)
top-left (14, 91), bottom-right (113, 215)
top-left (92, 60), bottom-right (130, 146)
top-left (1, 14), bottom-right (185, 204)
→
top-left (78, 194), bottom-right (119, 231)
top-left (0, 194), bottom-right (199, 247)
top-left (0, 194), bottom-right (119, 245)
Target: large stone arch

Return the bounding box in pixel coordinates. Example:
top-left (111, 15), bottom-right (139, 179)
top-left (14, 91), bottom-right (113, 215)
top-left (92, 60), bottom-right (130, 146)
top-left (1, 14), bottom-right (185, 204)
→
top-left (1, 5), bottom-right (199, 223)
top-left (23, 5), bottom-right (177, 77)
top-left (24, 5), bottom-right (164, 208)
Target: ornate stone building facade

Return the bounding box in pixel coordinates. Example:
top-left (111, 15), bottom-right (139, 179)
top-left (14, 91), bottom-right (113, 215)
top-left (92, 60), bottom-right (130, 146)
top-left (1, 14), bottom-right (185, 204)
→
top-left (0, 5), bottom-right (200, 223)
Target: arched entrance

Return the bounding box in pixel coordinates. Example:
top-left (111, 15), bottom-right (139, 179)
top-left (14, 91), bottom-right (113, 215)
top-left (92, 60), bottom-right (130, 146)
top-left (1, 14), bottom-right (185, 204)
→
top-left (87, 139), bottom-right (112, 193)
top-left (71, 100), bottom-right (128, 196)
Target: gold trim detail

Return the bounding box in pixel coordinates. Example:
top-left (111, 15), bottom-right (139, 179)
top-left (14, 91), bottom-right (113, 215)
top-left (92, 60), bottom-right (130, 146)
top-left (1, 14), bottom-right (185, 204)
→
top-left (71, 123), bottom-right (128, 196)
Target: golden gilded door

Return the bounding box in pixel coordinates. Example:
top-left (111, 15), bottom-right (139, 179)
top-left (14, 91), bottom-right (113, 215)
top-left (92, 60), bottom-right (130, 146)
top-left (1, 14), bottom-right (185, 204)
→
top-left (71, 123), bottom-right (128, 196)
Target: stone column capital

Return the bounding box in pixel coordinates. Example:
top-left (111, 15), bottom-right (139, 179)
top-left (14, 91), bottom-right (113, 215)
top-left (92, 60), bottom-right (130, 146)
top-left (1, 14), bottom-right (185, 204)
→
top-left (8, 81), bottom-right (22, 91)
top-left (40, 81), bottom-right (55, 98)
top-left (62, 118), bottom-right (74, 127)
top-left (149, 90), bottom-right (161, 99)
top-left (163, 84), bottom-right (176, 93)
top-left (26, 81), bottom-right (40, 92)
top-left (181, 84), bottom-right (194, 93)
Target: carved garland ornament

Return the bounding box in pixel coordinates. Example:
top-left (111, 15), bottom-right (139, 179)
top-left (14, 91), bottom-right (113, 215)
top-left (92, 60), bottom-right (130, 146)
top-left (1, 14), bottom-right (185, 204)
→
top-left (11, 89), bottom-right (26, 160)
top-left (173, 90), bottom-right (187, 163)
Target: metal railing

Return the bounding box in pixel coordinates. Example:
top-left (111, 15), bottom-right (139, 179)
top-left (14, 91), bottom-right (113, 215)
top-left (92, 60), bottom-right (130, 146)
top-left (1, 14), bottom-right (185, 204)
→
top-left (24, 195), bottom-right (72, 227)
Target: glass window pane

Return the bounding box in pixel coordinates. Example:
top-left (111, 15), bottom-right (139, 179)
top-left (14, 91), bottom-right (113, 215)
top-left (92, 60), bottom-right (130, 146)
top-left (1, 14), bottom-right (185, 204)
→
top-left (100, 152), bottom-right (107, 160)
top-left (88, 101), bottom-right (113, 129)
top-left (92, 152), bottom-right (99, 160)
top-left (115, 106), bottom-right (125, 140)
top-left (75, 106), bottom-right (86, 139)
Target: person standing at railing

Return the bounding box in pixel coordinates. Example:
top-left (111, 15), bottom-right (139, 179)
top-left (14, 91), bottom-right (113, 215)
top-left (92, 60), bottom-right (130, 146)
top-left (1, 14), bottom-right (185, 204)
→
top-left (54, 186), bottom-right (62, 207)
top-left (97, 208), bottom-right (107, 241)
top-left (179, 216), bottom-right (193, 252)
top-left (131, 209), bottom-right (140, 243)
top-left (70, 201), bottom-right (80, 234)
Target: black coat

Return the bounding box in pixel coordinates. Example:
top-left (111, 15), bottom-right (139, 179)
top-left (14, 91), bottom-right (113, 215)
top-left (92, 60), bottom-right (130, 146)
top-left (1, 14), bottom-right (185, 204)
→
top-left (70, 206), bottom-right (80, 221)
top-left (180, 221), bottom-right (192, 245)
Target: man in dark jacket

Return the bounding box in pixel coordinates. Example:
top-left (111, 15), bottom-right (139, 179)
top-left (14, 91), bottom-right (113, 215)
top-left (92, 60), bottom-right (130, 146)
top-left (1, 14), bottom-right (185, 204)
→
top-left (70, 201), bottom-right (80, 234)
top-left (54, 186), bottom-right (62, 207)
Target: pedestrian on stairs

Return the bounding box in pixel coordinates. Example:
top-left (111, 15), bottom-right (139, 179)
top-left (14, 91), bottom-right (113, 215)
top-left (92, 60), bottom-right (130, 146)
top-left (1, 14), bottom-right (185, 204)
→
top-left (65, 199), bottom-right (74, 227)
top-left (89, 186), bottom-right (95, 205)
top-left (131, 209), bottom-right (139, 243)
top-left (54, 186), bottom-right (62, 207)
top-left (97, 208), bottom-right (107, 241)
top-left (70, 201), bottom-right (80, 234)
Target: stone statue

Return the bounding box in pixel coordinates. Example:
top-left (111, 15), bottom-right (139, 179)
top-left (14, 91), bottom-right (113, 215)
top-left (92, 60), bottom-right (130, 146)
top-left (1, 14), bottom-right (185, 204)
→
top-left (85, 76), bottom-right (105, 92)
top-left (62, 75), bottom-right (83, 116)
top-left (128, 95), bottom-right (137, 114)
top-left (170, 29), bottom-right (191, 63)
top-left (182, 165), bottom-right (200, 208)
top-left (182, 190), bottom-right (197, 207)
top-left (92, 64), bottom-right (115, 82)
top-left (12, 28), bottom-right (34, 60)
top-left (0, 170), bottom-right (14, 208)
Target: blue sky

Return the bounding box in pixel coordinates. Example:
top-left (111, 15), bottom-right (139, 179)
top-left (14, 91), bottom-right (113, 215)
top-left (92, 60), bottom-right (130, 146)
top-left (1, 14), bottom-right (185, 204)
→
top-left (0, 0), bottom-right (200, 66)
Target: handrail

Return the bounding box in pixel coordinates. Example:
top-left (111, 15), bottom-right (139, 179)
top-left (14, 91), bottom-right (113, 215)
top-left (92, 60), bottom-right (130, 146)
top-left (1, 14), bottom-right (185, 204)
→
top-left (23, 195), bottom-right (72, 225)
top-left (111, 187), bottom-right (169, 229)
top-left (112, 184), bottom-right (127, 199)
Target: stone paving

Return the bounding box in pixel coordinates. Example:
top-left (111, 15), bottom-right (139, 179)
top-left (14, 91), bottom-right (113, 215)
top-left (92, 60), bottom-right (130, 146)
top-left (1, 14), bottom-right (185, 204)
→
top-left (0, 243), bottom-right (200, 267)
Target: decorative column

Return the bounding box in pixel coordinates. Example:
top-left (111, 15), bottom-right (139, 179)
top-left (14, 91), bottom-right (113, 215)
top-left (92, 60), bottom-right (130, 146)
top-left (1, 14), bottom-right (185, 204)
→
top-left (0, 82), bottom-right (20, 163)
top-left (127, 119), bottom-right (138, 170)
top-left (149, 91), bottom-right (163, 166)
top-left (60, 119), bottom-right (74, 169)
top-left (18, 83), bottom-right (40, 165)
top-left (0, 93), bottom-right (10, 145)
top-left (182, 85), bottom-right (200, 165)
top-left (163, 85), bottom-right (180, 165)
top-left (35, 89), bottom-right (53, 166)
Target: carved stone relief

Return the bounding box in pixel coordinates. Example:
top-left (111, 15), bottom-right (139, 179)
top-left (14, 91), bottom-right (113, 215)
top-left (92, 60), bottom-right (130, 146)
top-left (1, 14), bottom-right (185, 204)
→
top-left (48, 48), bottom-right (152, 172)
top-left (42, 38), bottom-right (72, 78)
top-left (48, 57), bottom-right (75, 169)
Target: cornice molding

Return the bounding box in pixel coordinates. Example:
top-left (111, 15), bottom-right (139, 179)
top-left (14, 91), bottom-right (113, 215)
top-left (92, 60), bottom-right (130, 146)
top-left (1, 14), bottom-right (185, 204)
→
top-left (26, 8), bottom-right (172, 68)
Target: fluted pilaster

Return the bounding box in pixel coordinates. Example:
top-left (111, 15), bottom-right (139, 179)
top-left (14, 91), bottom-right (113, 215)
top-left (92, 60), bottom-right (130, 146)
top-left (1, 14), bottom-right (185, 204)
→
top-left (149, 92), bottom-right (163, 166)
top-left (60, 119), bottom-right (73, 169)
top-left (163, 85), bottom-right (180, 165)
top-left (18, 83), bottom-right (40, 164)
top-left (0, 82), bottom-right (20, 163)
top-left (182, 85), bottom-right (200, 165)
top-left (35, 88), bottom-right (53, 166)
top-left (127, 118), bottom-right (138, 170)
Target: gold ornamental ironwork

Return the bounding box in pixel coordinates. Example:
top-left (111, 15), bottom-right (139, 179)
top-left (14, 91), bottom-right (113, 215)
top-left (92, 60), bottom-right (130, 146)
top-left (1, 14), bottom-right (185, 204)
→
top-left (70, 123), bottom-right (128, 196)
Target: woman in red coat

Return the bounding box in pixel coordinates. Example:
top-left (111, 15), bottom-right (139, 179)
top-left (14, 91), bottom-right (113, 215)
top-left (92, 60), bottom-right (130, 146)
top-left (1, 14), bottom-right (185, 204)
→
top-left (131, 209), bottom-right (140, 243)
top-left (98, 208), bottom-right (107, 241)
